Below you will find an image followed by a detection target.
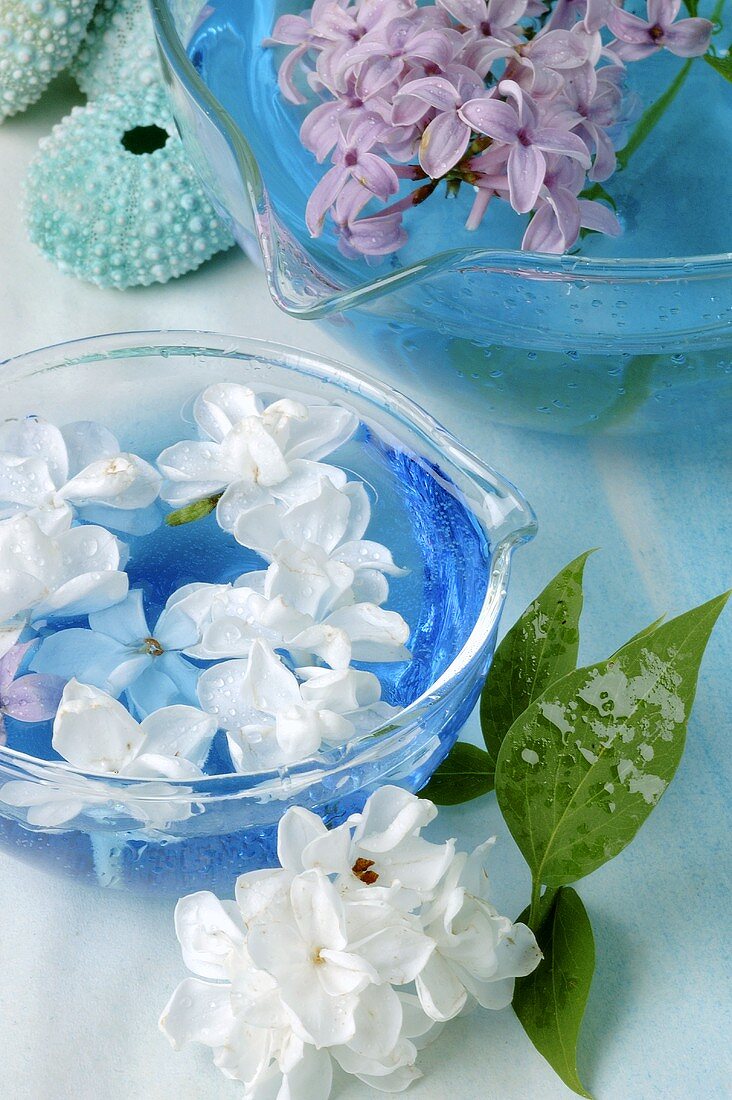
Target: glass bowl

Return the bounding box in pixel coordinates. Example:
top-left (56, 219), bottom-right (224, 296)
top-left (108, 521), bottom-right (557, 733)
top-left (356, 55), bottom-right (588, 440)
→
top-left (149, 0), bottom-right (732, 434)
top-left (0, 331), bottom-right (535, 894)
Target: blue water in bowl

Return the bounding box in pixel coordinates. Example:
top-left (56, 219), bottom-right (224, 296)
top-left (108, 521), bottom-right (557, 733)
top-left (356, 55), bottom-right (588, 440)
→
top-left (0, 418), bottom-right (492, 892)
top-left (182, 1), bottom-right (732, 433)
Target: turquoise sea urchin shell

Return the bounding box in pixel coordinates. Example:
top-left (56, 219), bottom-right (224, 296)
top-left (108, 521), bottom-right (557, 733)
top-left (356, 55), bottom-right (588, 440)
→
top-left (71, 0), bottom-right (160, 99)
top-left (25, 84), bottom-right (234, 288)
top-left (0, 0), bottom-right (96, 120)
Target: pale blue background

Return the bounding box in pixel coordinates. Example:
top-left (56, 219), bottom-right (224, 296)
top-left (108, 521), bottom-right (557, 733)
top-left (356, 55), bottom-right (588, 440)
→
top-left (0, 76), bottom-right (729, 1100)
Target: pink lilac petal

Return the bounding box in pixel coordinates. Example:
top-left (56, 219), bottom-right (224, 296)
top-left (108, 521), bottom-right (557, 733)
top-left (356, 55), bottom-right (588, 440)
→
top-left (341, 211), bottom-right (408, 255)
top-left (438, 0), bottom-right (486, 22)
top-left (306, 164), bottom-right (351, 235)
top-left (526, 28), bottom-right (589, 68)
top-left (578, 198), bottom-right (621, 235)
top-left (4, 674), bottom-right (66, 722)
top-left (356, 152), bottom-right (400, 198)
top-left (459, 97), bottom-right (520, 142)
top-left (419, 110), bottom-right (471, 176)
top-left (397, 75), bottom-right (462, 111)
top-left (522, 201), bottom-right (567, 251)
top-left (647, 0), bottom-right (680, 24)
top-left (607, 5), bottom-right (655, 43)
top-left (301, 101), bottom-right (351, 162)
top-left (507, 141), bottom-right (546, 212)
top-left (662, 18), bottom-right (712, 56)
top-left (532, 127), bottom-right (591, 166)
top-left (277, 43), bottom-right (310, 104)
top-left (465, 186), bottom-right (493, 229)
top-left (0, 641), bottom-right (34, 698)
top-left (267, 14), bottom-right (311, 47)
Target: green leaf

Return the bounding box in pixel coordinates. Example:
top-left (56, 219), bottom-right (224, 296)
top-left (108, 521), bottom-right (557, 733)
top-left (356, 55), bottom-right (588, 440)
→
top-left (683, 0), bottom-right (698, 14)
top-left (421, 742), bottom-right (494, 805)
top-left (514, 888), bottom-right (595, 1099)
top-left (705, 53), bottom-right (732, 83)
top-left (481, 551), bottom-right (594, 771)
top-left (165, 494), bottom-right (222, 527)
top-left (495, 593), bottom-right (729, 887)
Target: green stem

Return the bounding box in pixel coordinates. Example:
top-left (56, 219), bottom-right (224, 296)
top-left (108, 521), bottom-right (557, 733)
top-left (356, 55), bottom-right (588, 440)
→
top-left (617, 59), bottom-right (693, 171)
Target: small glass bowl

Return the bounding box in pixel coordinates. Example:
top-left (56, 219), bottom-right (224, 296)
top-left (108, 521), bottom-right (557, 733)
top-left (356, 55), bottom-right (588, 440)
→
top-left (0, 332), bottom-right (535, 894)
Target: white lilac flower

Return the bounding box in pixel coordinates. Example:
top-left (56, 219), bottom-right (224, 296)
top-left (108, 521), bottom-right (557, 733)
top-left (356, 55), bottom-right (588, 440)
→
top-left (276, 786), bottom-right (456, 910)
top-left (197, 639), bottom-right (397, 770)
top-left (160, 786), bottom-right (540, 1098)
top-left (30, 586), bottom-right (213, 716)
top-left (191, 536), bottom-right (410, 669)
top-left (218, 472), bottom-right (404, 595)
top-left (415, 837), bottom-right (543, 1021)
top-left (156, 382), bottom-right (358, 509)
top-left (0, 679), bottom-right (217, 828)
top-left (0, 513), bottom-right (129, 635)
top-left (0, 416), bottom-right (161, 536)
top-left (160, 886), bottom-right (433, 1097)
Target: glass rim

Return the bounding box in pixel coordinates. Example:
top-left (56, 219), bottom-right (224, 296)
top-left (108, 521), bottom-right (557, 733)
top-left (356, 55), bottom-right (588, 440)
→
top-left (149, 0), bottom-right (732, 323)
top-left (0, 329), bottom-right (536, 799)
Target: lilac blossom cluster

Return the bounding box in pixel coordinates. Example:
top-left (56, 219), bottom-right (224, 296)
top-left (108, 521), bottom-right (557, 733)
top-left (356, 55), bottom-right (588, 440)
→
top-left (267, 0), bottom-right (713, 256)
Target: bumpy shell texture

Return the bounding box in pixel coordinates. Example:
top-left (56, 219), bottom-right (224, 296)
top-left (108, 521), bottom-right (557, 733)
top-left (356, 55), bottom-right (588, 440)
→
top-left (71, 0), bottom-right (160, 98)
top-left (0, 0), bottom-right (96, 120)
top-left (25, 84), bottom-right (234, 288)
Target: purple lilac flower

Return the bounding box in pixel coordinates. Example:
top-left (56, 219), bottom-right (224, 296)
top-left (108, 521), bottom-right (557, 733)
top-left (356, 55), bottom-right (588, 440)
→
top-left (268, 0), bottom-right (702, 257)
top-left (305, 115), bottom-right (399, 235)
top-left (460, 80), bottom-right (590, 213)
top-left (608, 0), bottom-right (712, 60)
top-left (394, 68), bottom-right (485, 176)
top-left (0, 642), bottom-right (65, 744)
top-left (521, 153), bottom-right (620, 251)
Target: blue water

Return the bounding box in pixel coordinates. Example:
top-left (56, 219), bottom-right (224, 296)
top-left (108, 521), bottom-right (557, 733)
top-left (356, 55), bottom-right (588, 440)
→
top-left (188, 0), bottom-right (732, 267)
top-left (0, 417), bottom-right (492, 891)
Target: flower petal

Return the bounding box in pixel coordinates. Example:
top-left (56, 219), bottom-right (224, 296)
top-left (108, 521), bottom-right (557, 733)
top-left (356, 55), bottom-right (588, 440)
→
top-left (173, 890), bottom-right (245, 979)
top-left (507, 141), bottom-right (545, 213)
top-left (4, 673), bottom-right (65, 722)
top-left (159, 977), bottom-right (235, 1049)
top-left (419, 110), bottom-right (470, 179)
top-left (139, 705), bottom-right (216, 766)
top-left (0, 417), bottom-right (68, 485)
top-left (194, 383), bottom-right (262, 443)
top-left (415, 951), bottom-right (468, 1022)
top-left (52, 679), bottom-right (144, 773)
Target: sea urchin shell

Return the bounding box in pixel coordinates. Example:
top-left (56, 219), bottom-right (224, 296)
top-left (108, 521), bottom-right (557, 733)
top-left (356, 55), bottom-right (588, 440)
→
top-left (0, 0), bottom-right (96, 120)
top-left (25, 84), bottom-right (234, 289)
top-left (71, 0), bottom-right (160, 99)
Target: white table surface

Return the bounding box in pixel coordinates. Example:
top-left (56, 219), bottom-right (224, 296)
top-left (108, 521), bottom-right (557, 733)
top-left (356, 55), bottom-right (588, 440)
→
top-left (1, 75), bottom-right (730, 1100)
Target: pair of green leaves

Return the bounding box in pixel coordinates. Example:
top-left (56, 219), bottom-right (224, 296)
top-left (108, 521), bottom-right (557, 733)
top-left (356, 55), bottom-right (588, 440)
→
top-left (423, 552), bottom-right (728, 1097)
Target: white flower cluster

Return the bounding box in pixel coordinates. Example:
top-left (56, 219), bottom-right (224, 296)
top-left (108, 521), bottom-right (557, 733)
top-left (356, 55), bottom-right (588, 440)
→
top-left (160, 786), bottom-right (541, 1098)
top-left (0, 386), bottom-right (413, 826)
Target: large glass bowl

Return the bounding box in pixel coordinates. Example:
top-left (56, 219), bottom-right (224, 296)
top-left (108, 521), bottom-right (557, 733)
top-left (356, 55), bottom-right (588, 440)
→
top-left (149, 0), bottom-right (732, 434)
top-left (0, 331), bottom-right (534, 894)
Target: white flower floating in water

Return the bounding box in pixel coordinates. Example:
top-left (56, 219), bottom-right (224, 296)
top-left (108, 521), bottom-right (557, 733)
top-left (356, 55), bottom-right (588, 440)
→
top-left (160, 786), bottom-right (541, 1097)
top-left (157, 382), bottom-right (358, 510)
top-left (0, 513), bottom-right (128, 641)
top-left (31, 585), bottom-right (214, 715)
top-left (0, 416), bottom-right (161, 535)
top-left (0, 383), bottom-right (412, 803)
top-left (0, 679), bottom-right (216, 827)
top-left (197, 639), bottom-right (397, 770)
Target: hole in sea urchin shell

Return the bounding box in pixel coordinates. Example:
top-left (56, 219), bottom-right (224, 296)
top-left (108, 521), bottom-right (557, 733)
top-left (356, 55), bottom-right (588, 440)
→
top-left (121, 124), bottom-right (169, 155)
